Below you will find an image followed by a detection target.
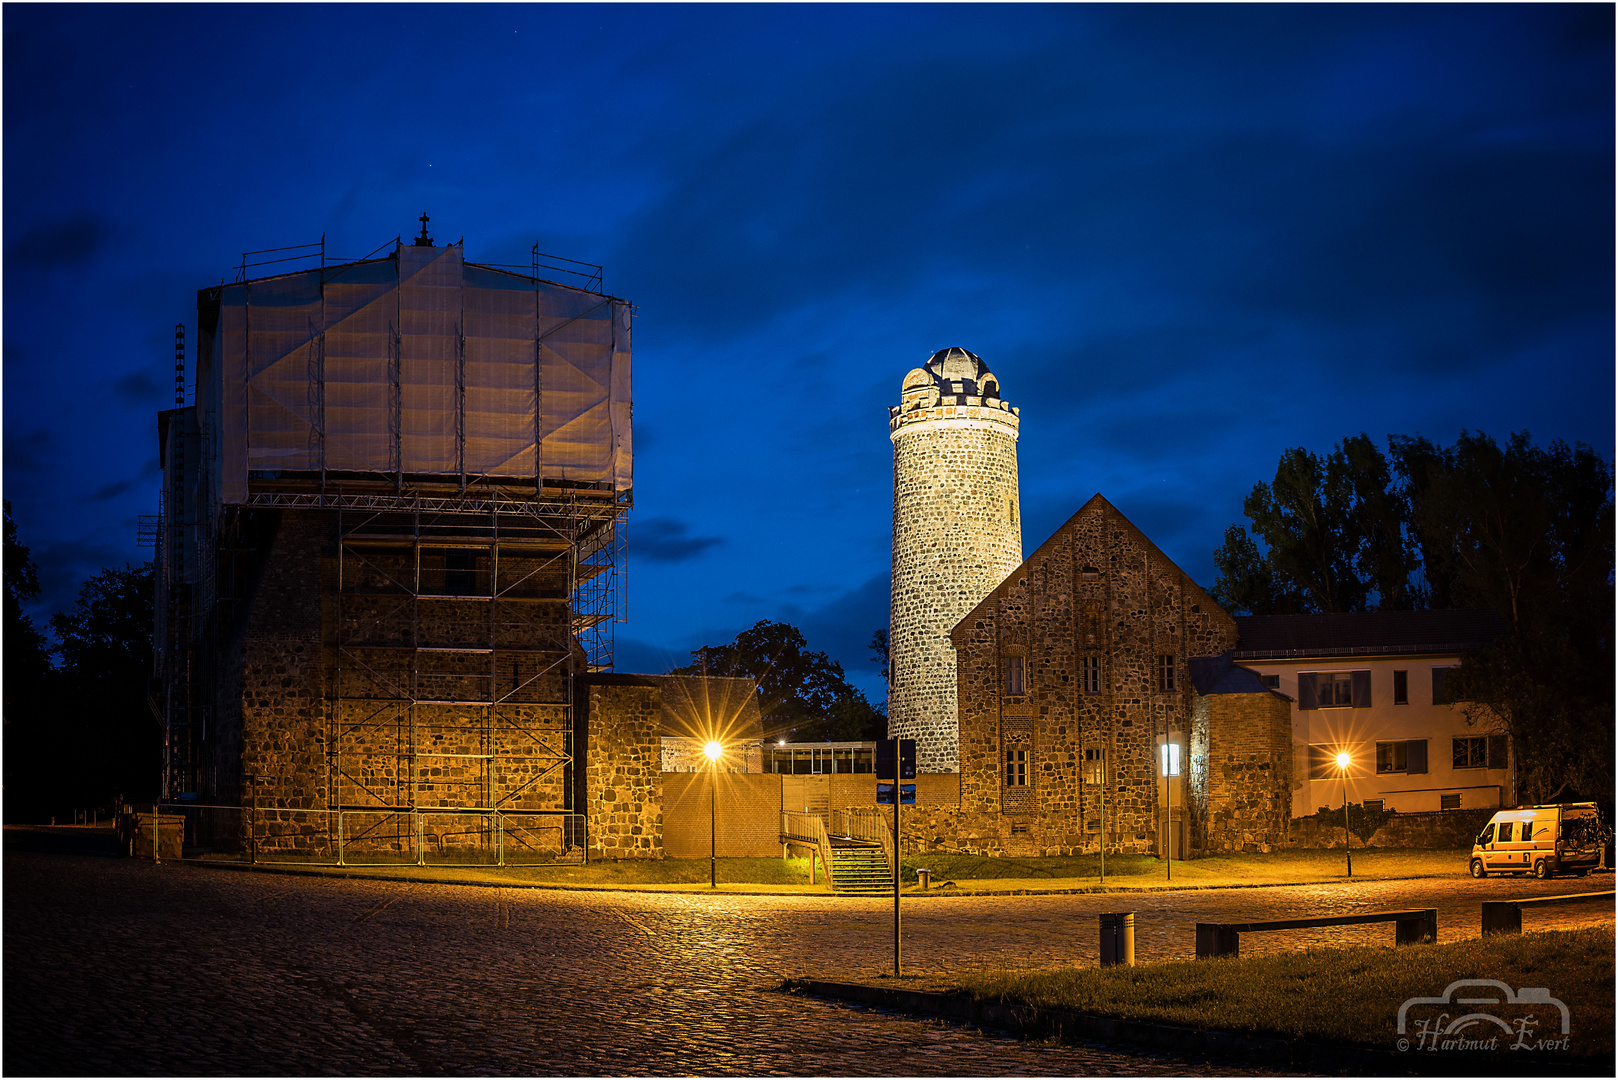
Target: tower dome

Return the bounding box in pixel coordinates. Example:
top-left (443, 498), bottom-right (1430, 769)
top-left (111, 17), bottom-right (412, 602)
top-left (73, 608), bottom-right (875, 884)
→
top-left (888, 348), bottom-right (1021, 773)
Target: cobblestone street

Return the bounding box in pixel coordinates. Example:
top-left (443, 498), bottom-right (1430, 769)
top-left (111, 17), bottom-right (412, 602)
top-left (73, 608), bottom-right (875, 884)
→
top-left (5, 829), bottom-right (1611, 1076)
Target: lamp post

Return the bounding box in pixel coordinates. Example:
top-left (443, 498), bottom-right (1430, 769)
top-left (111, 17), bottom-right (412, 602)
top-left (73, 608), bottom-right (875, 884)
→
top-left (704, 740), bottom-right (723, 888)
top-left (1336, 751), bottom-right (1353, 877)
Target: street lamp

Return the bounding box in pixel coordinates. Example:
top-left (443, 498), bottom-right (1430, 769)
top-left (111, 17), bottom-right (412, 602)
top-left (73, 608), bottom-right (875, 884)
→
top-left (1336, 751), bottom-right (1353, 877)
top-left (705, 740), bottom-right (723, 888)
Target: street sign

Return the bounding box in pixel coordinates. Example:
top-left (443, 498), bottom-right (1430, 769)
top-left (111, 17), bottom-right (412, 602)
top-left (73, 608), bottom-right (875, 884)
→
top-left (900, 784), bottom-right (915, 805)
top-left (876, 783), bottom-right (895, 805)
top-left (876, 738), bottom-right (916, 781)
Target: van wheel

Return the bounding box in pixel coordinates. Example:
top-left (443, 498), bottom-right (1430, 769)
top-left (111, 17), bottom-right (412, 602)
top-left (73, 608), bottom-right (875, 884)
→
top-left (1470, 859), bottom-right (1487, 879)
top-left (1533, 859), bottom-right (1550, 879)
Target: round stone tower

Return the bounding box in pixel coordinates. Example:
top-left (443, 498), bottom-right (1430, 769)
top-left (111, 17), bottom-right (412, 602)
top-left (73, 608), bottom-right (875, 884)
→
top-left (889, 347), bottom-right (1022, 773)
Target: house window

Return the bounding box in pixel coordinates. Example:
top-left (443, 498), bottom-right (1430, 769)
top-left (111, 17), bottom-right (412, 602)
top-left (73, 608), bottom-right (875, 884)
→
top-left (1083, 656), bottom-right (1100, 694)
top-left (1376, 741), bottom-right (1407, 774)
top-left (1307, 743), bottom-right (1346, 780)
top-left (1005, 748), bottom-right (1027, 787)
top-left (1159, 742), bottom-right (1181, 777)
top-left (1440, 793), bottom-right (1462, 810)
top-left (1159, 655), bottom-right (1176, 692)
top-left (1453, 736), bottom-right (1489, 769)
top-left (853, 748), bottom-right (874, 774)
top-left (1006, 656), bottom-right (1025, 696)
top-left (1298, 671), bottom-right (1370, 709)
top-left (1260, 674), bottom-right (1280, 689)
top-left (1363, 799), bottom-right (1385, 813)
top-left (1393, 670), bottom-right (1408, 705)
top-left (1083, 746), bottom-right (1106, 785)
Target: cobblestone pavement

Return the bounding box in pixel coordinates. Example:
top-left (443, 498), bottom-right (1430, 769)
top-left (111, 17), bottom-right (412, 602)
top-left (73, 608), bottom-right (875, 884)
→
top-left (4, 830), bottom-right (1611, 1077)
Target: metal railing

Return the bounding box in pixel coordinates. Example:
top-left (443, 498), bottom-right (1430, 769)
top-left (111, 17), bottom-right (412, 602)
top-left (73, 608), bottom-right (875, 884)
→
top-left (149, 804), bottom-right (586, 867)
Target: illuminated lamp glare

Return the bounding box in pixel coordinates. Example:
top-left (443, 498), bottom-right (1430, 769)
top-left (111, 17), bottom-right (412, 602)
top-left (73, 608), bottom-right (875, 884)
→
top-left (704, 741), bottom-right (723, 761)
top-left (1335, 752), bottom-right (1351, 770)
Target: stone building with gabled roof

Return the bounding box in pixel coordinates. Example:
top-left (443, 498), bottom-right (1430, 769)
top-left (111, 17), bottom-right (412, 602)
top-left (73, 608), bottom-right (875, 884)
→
top-left (947, 493), bottom-right (1253, 857)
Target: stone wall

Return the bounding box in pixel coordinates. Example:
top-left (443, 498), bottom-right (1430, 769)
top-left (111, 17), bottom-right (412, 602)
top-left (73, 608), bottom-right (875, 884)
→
top-left (1191, 691), bottom-right (1292, 854)
top-left (238, 511), bottom-right (331, 815)
top-left (890, 406), bottom-right (1022, 773)
top-left (663, 773), bottom-right (781, 858)
top-left (951, 495), bottom-right (1239, 857)
top-left (1288, 807), bottom-right (1494, 850)
top-left (584, 682), bottom-right (663, 859)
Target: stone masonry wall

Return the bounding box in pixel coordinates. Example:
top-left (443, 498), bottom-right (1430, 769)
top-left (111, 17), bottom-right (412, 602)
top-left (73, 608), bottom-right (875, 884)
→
top-left (239, 511), bottom-right (331, 818)
top-left (1192, 691), bottom-right (1292, 854)
top-left (890, 409), bottom-right (1021, 773)
top-left (585, 684), bottom-right (663, 859)
top-left (1287, 807), bottom-right (1494, 850)
top-left (952, 496), bottom-right (1239, 857)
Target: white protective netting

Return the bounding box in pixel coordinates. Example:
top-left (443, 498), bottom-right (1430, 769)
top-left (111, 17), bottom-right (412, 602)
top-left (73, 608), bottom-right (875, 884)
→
top-left (206, 245), bottom-right (632, 503)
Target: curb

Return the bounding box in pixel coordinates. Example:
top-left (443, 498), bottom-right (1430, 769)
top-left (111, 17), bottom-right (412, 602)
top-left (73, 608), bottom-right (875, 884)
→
top-left (168, 858), bottom-right (1453, 898)
top-left (781, 979), bottom-right (1606, 1076)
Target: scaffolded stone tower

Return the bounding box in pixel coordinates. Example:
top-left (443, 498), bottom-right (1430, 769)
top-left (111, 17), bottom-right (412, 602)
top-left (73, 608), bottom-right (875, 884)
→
top-left (889, 347), bottom-right (1021, 772)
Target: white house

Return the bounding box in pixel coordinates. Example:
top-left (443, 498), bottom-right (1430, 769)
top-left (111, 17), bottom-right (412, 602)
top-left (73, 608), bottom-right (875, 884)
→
top-left (1232, 610), bottom-right (1512, 816)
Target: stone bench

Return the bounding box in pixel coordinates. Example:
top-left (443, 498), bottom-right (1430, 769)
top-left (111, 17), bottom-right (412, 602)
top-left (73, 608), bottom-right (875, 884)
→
top-left (1480, 890), bottom-right (1615, 936)
top-left (1195, 908), bottom-right (1436, 958)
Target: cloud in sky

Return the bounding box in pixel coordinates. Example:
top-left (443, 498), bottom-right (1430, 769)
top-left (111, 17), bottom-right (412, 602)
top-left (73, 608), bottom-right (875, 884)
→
top-left (2, 5), bottom-right (1609, 697)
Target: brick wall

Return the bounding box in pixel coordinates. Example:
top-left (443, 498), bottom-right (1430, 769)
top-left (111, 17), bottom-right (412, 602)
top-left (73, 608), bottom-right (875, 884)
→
top-left (663, 773), bottom-right (781, 857)
top-left (1191, 691), bottom-right (1292, 853)
top-left (585, 683), bottom-right (663, 859)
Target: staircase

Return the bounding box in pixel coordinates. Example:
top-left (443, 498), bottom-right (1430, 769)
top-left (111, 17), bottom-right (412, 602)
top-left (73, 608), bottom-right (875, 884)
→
top-left (830, 842), bottom-right (891, 894)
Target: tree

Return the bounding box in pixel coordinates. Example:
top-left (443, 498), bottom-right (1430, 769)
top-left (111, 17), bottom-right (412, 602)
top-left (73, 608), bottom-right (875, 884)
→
top-left (4, 501), bottom-right (55, 820)
top-left (671, 620), bottom-right (887, 742)
top-left (1392, 431), bottom-right (1613, 802)
top-left (1210, 435), bottom-right (1417, 614)
top-left (869, 627), bottom-right (890, 686)
top-left (46, 563), bottom-right (160, 814)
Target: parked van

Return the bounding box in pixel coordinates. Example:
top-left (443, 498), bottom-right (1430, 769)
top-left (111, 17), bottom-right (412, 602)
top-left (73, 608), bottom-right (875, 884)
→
top-left (1470, 802), bottom-right (1604, 879)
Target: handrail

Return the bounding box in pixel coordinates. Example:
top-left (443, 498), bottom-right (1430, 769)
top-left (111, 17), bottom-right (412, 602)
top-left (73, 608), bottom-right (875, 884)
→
top-left (780, 811), bottom-right (836, 890)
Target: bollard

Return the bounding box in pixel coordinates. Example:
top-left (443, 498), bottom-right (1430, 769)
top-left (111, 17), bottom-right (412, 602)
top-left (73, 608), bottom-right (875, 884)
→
top-left (1099, 911), bottom-right (1136, 967)
top-left (917, 868), bottom-right (931, 890)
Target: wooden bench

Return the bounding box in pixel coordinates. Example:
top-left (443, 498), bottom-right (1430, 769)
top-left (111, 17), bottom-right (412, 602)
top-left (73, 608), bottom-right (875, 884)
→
top-left (1480, 889), bottom-right (1615, 936)
top-left (1195, 908), bottom-right (1436, 958)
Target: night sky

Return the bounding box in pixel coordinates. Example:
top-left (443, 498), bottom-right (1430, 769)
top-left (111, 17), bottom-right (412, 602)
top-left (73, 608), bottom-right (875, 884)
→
top-left (5, 4), bottom-right (1611, 703)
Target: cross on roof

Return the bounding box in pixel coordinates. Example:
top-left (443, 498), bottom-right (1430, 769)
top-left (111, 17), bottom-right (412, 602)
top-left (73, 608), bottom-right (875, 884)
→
top-left (414, 211), bottom-right (433, 246)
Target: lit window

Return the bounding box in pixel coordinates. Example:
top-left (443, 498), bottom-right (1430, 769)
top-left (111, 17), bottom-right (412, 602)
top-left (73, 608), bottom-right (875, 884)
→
top-left (1005, 748), bottom-right (1027, 787)
top-left (1159, 742), bottom-right (1181, 777)
top-left (1083, 656), bottom-right (1100, 694)
top-left (1083, 746), bottom-right (1105, 785)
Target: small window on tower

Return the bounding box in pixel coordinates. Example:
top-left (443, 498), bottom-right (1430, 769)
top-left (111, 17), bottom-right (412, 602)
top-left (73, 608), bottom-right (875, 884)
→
top-left (1006, 656), bottom-right (1025, 696)
top-left (1159, 655), bottom-right (1176, 692)
top-left (1083, 656), bottom-right (1100, 694)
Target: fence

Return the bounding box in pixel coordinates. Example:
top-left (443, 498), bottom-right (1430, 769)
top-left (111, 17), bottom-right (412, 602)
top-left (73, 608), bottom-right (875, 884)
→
top-left (149, 804), bottom-right (586, 867)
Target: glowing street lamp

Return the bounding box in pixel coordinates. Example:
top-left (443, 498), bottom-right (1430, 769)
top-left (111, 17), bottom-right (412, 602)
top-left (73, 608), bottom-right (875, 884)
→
top-left (705, 740), bottom-right (723, 888)
top-left (1336, 751), bottom-right (1353, 877)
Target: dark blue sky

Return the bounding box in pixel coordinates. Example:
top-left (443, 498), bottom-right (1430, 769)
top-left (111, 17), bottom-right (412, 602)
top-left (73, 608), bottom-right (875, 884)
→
top-left (5, 4), bottom-right (1612, 702)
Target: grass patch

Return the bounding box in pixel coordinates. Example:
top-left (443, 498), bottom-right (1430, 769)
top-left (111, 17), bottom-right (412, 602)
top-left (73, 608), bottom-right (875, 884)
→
top-left (955, 926), bottom-right (1614, 1059)
top-left (216, 855), bottom-right (824, 890)
top-left (900, 847), bottom-right (1468, 888)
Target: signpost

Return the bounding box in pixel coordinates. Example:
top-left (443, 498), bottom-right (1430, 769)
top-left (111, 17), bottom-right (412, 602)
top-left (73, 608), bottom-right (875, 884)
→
top-left (875, 737), bottom-right (915, 976)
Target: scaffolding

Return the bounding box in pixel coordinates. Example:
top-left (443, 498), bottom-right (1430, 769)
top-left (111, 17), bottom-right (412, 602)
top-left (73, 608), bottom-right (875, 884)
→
top-left (154, 234), bottom-right (632, 844)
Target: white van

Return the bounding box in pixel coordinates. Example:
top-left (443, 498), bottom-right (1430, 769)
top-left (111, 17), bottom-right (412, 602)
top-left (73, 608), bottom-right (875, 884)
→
top-left (1469, 802), bottom-right (1603, 879)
